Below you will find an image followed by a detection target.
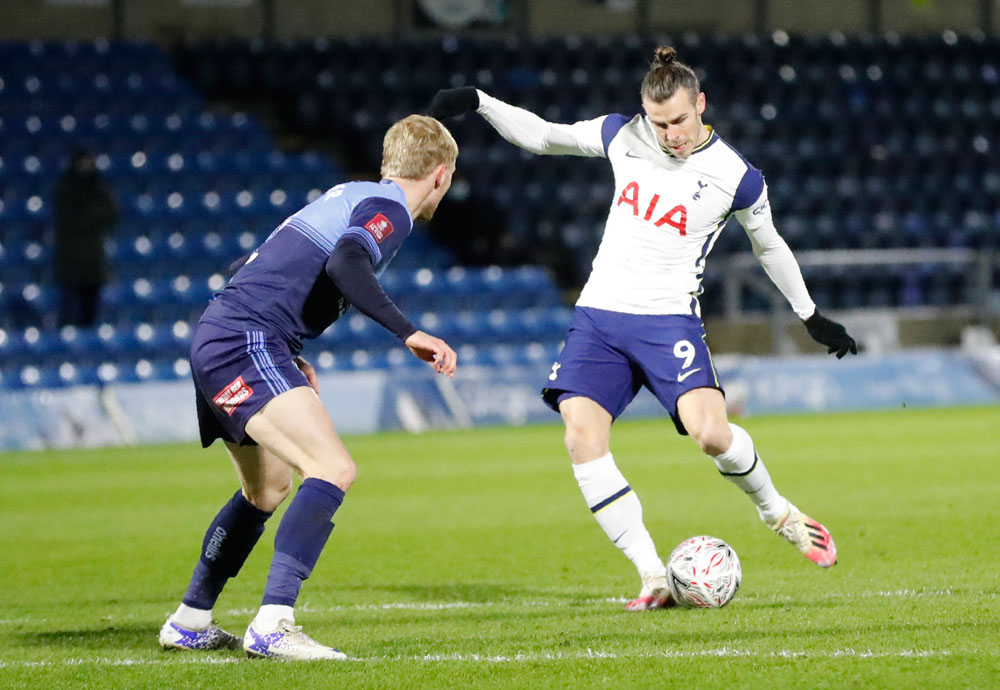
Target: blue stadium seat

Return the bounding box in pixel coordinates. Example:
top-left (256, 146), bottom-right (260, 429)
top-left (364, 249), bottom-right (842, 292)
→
top-left (2, 34), bottom-right (994, 387)
top-left (16, 364), bottom-right (63, 389)
top-left (56, 324), bottom-right (111, 364)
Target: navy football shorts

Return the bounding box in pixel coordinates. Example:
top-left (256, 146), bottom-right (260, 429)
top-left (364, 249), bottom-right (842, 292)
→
top-left (541, 306), bottom-right (722, 435)
top-left (190, 320), bottom-right (310, 447)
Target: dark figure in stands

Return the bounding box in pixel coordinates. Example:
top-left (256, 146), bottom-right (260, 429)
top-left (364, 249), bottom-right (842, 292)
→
top-left (54, 150), bottom-right (119, 327)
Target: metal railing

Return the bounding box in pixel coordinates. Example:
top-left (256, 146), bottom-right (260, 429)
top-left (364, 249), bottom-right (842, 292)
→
top-left (716, 247), bottom-right (999, 353)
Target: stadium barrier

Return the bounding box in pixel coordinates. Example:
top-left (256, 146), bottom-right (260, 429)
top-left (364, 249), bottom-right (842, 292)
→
top-left (717, 248), bottom-right (1000, 354)
top-left (1, 348), bottom-right (997, 451)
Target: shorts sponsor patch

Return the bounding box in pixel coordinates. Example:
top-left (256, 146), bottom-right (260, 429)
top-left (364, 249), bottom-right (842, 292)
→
top-left (363, 213), bottom-right (394, 244)
top-left (213, 375), bottom-right (253, 416)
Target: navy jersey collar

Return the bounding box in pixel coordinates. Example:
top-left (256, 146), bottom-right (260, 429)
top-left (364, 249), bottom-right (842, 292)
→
top-left (379, 178), bottom-right (412, 224)
top-left (652, 125), bottom-right (718, 159)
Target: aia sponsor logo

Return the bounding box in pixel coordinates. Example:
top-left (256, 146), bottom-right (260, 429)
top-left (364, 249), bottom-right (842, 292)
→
top-left (364, 213), bottom-right (394, 244)
top-left (213, 375), bottom-right (253, 416)
top-left (616, 180), bottom-right (688, 235)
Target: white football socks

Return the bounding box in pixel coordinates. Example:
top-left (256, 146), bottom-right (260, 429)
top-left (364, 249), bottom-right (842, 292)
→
top-left (573, 453), bottom-right (664, 577)
top-left (171, 603), bottom-right (212, 631)
top-left (713, 423), bottom-right (788, 524)
top-left (253, 604), bottom-right (295, 632)
top-left (172, 602), bottom-right (296, 633)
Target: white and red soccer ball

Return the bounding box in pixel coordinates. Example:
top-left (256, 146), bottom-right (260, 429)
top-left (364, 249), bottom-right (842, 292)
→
top-left (667, 535), bottom-right (742, 608)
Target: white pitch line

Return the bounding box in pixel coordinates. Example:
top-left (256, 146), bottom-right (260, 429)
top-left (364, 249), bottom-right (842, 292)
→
top-left (389, 648), bottom-right (965, 662)
top-left (0, 648), bottom-right (976, 669)
top-left (222, 601), bottom-right (495, 616)
top-left (607, 588), bottom-right (970, 605)
top-left (0, 588), bottom-right (979, 627)
top-left (0, 656), bottom-right (242, 668)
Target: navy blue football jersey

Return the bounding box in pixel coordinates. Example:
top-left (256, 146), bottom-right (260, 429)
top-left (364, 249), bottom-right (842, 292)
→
top-left (200, 179), bottom-right (412, 351)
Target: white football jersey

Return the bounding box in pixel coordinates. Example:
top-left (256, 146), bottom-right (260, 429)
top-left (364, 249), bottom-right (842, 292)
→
top-left (579, 115), bottom-right (768, 315)
top-left (476, 93), bottom-right (816, 319)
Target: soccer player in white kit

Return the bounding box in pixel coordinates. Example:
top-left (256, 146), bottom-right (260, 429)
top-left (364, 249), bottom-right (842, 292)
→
top-left (430, 46), bottom-right (857, 610)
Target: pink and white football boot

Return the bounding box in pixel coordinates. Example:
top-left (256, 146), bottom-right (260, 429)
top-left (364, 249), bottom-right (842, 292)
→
top-left (625, 567), bottom-right (675, 611)
top-left (767, 503), bottom-right (837, 568)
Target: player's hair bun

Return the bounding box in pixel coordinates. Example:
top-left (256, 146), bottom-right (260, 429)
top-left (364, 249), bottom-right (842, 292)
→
top-left (651, 46), bottom-right (679, 69)
top-left (641, 44), bottom-right (699, 103)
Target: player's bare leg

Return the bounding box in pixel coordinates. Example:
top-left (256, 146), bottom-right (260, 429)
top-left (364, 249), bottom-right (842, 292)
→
top-left (228, 444), bottom-right (294, 513)
top-left (559, 396), bottom-right (672, 610)
top-left (677, 387), bottom-right (836, 567)
top-left (239, 385), bottom-right (355, 660)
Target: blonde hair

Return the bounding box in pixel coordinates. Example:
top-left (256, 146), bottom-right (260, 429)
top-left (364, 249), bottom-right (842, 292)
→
top-left (640, 45), bottom-right (700, 105)
top-left (381, 114), bottom-right (458, 179)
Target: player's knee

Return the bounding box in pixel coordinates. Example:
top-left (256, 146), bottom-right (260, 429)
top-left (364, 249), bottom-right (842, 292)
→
top-left (244, 478), bottom-right (292, 512)
top-left (272, 477), bottom-right (294, 505)
top-left (262, 481), bottom-right (293, 511)
top-left (335, 457), bottom-right (358, 490)
top-left (563, 423), bottom-right (609, 462)
top-left (311, 454), bottom-right (357, 491)
top-left (691, 421), bottom-right (732, 457)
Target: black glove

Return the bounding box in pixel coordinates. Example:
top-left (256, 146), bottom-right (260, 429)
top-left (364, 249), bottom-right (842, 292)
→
top-left (804, 310), bottom-right (858, 359)
top-left (427, 87), bottom-right (480, 120)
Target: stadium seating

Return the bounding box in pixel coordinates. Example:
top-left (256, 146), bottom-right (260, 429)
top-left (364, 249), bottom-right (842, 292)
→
top-left (0, 40), bottom-right (570, 389)
top-left (2, 33), bottom-right (997, 389)
top-left (174, 33), bottom-right (999, 263)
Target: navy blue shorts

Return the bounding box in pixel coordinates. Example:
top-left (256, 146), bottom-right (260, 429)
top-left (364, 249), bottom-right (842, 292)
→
top-left (191, 320), bottom-right (310, 447)
top-left (541, 307), bottom-right (722, 434)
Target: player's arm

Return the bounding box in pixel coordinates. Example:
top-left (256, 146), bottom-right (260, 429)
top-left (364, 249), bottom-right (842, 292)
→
top-left (733, 184), bottom-right (857, 358)
top-left (325, 237), bottom-right (416, 340)
top-left (733, 184), bottom-right (815, 320)
top-left (428, 86), bottom-right (607, 157)
top-left (325, 238), bottom-right (456, 376)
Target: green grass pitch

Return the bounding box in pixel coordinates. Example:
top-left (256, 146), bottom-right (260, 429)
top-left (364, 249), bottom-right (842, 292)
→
top-left (1, 406), bottom-right (998, 689)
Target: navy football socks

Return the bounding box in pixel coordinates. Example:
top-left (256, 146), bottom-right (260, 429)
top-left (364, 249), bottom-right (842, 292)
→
top-left (262, 478), bottom-right (345, 607)
top-left (182, 489), bottom-right (272, 610)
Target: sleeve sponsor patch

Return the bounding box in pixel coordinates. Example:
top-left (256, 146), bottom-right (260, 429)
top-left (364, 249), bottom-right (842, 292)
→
top-left (213, 375), bottom-right (253, 416)
top-left (363, 213), bottom-right (395, 244)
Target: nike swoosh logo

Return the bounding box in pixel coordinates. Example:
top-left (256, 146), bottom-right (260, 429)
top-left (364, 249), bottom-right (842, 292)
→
top-left (677, 368), bottom-right (702, 382)
top-left (625, 151), bottom-right (642, 159)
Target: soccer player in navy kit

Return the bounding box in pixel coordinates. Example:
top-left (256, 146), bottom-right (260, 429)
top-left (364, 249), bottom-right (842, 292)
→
top-left (158, 115), bottom-right (459, 659)
top-left (430, 47), bottom-right (857, 610)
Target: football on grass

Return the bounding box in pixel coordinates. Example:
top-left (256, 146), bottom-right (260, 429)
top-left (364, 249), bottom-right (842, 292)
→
top-left (667, 535), bottom-right (742, 608)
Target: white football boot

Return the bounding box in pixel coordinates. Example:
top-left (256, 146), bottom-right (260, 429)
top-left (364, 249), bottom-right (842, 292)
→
top-left (159, 617), bottom-right (241, 651)
top-left (243, 619), bottom-right (347, 660)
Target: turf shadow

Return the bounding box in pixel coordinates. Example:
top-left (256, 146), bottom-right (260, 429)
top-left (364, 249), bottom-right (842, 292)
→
top-left (18, 624), bottom-right (160, 651)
